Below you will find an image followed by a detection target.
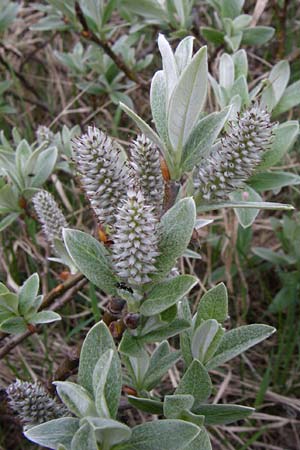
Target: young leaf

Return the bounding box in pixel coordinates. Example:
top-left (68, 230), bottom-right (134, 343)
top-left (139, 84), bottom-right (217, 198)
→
top-left (150, 71), bottom-right (168, 145)
top-left (141, 318), bottom-right (191, 344)
top-left (261, 61), bottom-right (290, 111)
top-left (63, 229), bottom-right (118, 295)
top-left (54, 381), bottom-right (96, 418)
top-left (18, 273), bottom-right (40, 316)
top-left (86, 417), bottom-right (131, 447)
top-left (167, 46), bottom-right (207, 152)
top-left (24, 417), bottom-right (80, 450)
top-left (143, 348), bottom-right (181, 390)
top-left (219, 53), bottom-right (234, 89)
top-left (141, 275), bottom-right (198, 316)
top-left (272, 80), bottom-right (300, 117)
top-left (175, 359), bottom-right (212, 406)
top-left (78, 321), bottom-right (116, 395)
top-left (174, 36), bottom-right (194, 75)
top-left (181, 107), bottom-right (230, 172)
top-left (259, 121), bottom-right (299, 169)
top-left (93, 349), bottom-right (122, 418)
top-left (158, 34), bottom-right (178, 102)
top-left (191, 319), bottom-right (221, 362)
top-left (182, 426), bottom-right (212, 450)
top-left (112, 419), bottom-right (200, 450)
top-left (71, 423), bottom-right (98, 450)
top-left (164, 394), bottom-right (194, 419)
top-left (206, 324), bottom-right (275, 369)
top-left (196, 283), bottom-right (228, 325)
top-left (30, 147), bottom-right (58, 187)
top-left (152, 197), bottom-right (196, 280)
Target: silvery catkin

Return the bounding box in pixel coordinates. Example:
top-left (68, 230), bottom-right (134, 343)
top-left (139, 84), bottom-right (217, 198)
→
top-left (112, 190), bottom-right (159, 285)
top-left (72, 126), bottom-right (132, 225)
top-left (194, 106), bottom-right (273, 200)
top-left (32, 191), bottom-right (68, 245)
top-left (130, 134), bottom-right (164, 215)
top-left (6, 380), bottom-right (68, 426)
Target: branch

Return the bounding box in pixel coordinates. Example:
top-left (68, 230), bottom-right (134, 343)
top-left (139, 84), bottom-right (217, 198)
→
top-left (0, 274), bottom-right (86, 359)
top-left (75, 2), bottom-right (146, 86)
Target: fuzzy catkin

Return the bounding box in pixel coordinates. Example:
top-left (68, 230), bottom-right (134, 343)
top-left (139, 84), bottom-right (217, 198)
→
top-left (194, 106), bottom-right (273, 200)
top-left (32, 191), bottom-right (68, 246)
top-left (36, 125), bottom-right (55, 144)
top-left (112, 190), bottom-right (159, 285)
top-left (6, 380), bottom-right (68, 426)
top-left (72, 126), bottom-right (133, 225)
top-left (130, 134), bottom-right (164, 215)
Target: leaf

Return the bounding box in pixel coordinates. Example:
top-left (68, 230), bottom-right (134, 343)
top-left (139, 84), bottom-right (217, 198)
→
top-left (93, 349), bottom-right (122, 418)
top-left (0, 317), bottom-right (27, 334)
top-left (143, 346), bottom-right (181, 390)
top-left (196, 283), bottom-right (228, 324)
top-left (273, 80), bottom-right (300, 117)
top-left (175, 359), bottom-right (212, 406)
top-left (230, 186), bottom-right (262, 228)
top-left (150, 71), bottom-right (168, 145)
top-left (193, 404), bottom-right (254, 424)
top-left (181, 107), bottom-right (230, 172)
top-left (261, 60), bottom-right (290, 111)
top-left (206, 324), bottom-right (275, 369)
top-left (118, 330), bottom-right (148, 358)
top-left (197, 200), bottom-right (293, 212)
top-left (24, 418), bottom-right (80, 450)
top-left (249, 171), bottom-right (300, 192)
top-left (0, 292), bottom-right (19, 314)
top-left (221, 0), bottom-right (244, 18)
top-left (201, 27), bottom-right (225, 45)
top-left (143, 317), bottom-right (191, 341)
top-left (18, 273), bottom-right (39, 316)
top-left (141, 275), bottom-right (198, 316)
top-left (232, 14), bottom-right (251, 30)
top-left (87, 417), bottom-right (131, 447)
top-left (219, 53), bottom-right (234, 89)
top-left (168, 46), bottom-right (207, 152)
top-left (182, 426), bottom-right (212, 450)
top-left (260, 121), bottom-right (299, 169)
top-left (54, 381), bottom-right (96, 418)
top-left (191, 319), bottom-right (222, 362)
top-left (63, 229), bottom-right (118, 295)
top-left (164, 394), bottom-right (194, 419)
top-left (233, 49), bottom-right (248, 79)
top-left (174, 36), bottom-right (194, 75)
top-left (158, 34), bottom-right (179, 102)
top-left (241, 26), bottom-right (275, 46)
top-left (0, 212), bottom-right (19, 232)
top-left (30, 147), bottom-right (58, 187)
top-left (15, 140), bottom-right (32, 184)
top-left (230, 75), bottom-right (249, 106)
top-left (30, 310), bottom-right (61, 324)
top-left (112, 419), bottom-right (200, 450)
top-left (0, 184), bottom-right (20, 213)
top-left (128, 396), bottom-right (164, 414)
top-left (71, 423), bottom-right (98, 450)
top-left (178, 298), bottom-right (193, 366)
top-left (252, 247), bottom-right (295, 265)
top-left (152, 198), bottom-right (196, 280)
top-left (78, 321), bottom-right (116, 395)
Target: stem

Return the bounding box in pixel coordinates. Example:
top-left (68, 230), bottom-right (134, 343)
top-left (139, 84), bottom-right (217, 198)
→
top-left (75, 2), bottom-right (145, 86)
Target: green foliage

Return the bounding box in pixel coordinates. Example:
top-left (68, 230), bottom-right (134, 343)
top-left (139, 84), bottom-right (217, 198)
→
top-left (0, 274), bottom-right (60, 334)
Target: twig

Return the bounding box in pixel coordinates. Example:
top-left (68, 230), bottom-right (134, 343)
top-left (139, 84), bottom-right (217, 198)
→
top-left (0, 274), bottom-right (86, 358)
top-left (74, 2), bottom-right (145, 86)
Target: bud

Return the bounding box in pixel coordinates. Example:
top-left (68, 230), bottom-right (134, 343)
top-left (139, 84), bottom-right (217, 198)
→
top-left (72, 126), bottom-right (133, 225)
top-left (6, 379), bottom-right (68, 426)
top-left (112, 190), bottom-right (159, 285)
top-left (124, 312), bottom-right (140, 329)
top-left (32, 191), bottom-right (68, 246)
top-left (130, 134), bottom-right (164, 214)
top-left (194, 106), bottom-right (273, 200)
